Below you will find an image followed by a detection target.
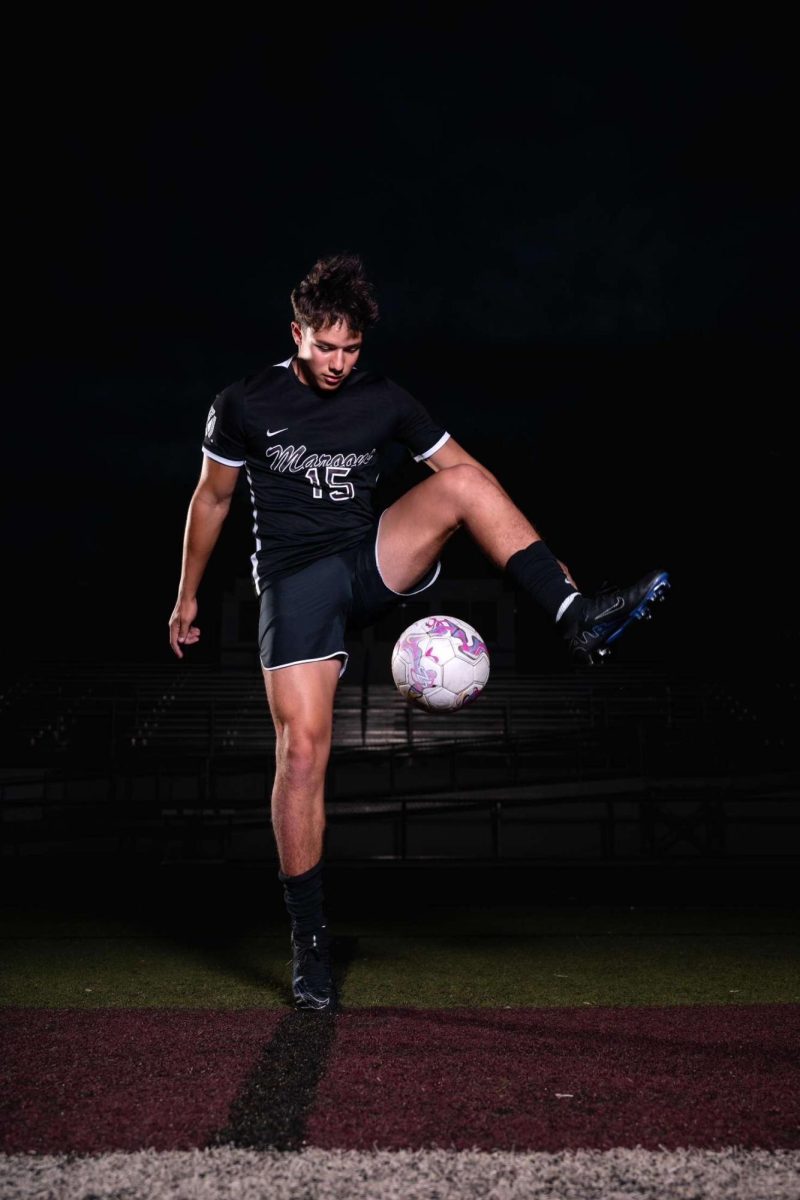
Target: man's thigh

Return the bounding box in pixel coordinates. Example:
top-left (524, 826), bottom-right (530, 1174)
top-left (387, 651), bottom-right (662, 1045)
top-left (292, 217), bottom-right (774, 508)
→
top-left (348, 501), bottom-right (445, 634)
top-left (376, 472), bottom-right (461, 593)
top-left (263, 658), bottom-right (342, 740)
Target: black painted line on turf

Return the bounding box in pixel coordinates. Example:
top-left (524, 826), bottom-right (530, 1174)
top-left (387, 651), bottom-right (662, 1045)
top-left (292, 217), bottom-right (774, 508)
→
top-left (211, 935), bottom-right (357, 1151)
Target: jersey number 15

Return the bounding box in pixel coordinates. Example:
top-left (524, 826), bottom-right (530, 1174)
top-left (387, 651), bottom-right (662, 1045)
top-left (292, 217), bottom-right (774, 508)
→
top-left (305, 466), bottom-right (355, 502)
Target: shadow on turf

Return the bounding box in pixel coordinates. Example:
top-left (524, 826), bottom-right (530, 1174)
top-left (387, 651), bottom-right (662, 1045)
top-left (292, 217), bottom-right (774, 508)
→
top-left (187, 934), bottom-right (290, 1001)
top-left (170, 933), bottom-right (359, 1009)
top-left (209, 936), bottom-right (359, 1150)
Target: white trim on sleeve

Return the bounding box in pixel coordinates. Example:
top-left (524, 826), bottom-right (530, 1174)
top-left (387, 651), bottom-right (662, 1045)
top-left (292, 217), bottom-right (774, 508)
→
top-left (413, 430), bottom-right (451, 462)
top-left (202, 446), bottom-right (246, 468)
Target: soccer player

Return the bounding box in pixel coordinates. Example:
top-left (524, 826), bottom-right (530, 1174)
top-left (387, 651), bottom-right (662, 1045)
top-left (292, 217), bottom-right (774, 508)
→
top-left (168, 254), bottom-right (669, 1012)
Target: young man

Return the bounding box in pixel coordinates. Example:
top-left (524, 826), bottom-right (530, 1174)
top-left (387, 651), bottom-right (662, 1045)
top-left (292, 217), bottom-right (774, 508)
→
top-left (168, 254), bottom-right (669, 1013)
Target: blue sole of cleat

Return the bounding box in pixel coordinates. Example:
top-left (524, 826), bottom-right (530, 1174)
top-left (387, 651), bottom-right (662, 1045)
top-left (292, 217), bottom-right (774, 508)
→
top-left (602, 571), bottom-right (671, 650)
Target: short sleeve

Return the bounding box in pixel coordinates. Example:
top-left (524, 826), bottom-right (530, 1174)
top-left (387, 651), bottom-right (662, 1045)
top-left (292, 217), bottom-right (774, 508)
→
top-left (388, 380), bottom-right (450, 462)
top-left (202, 383), bottom-right (246, 467)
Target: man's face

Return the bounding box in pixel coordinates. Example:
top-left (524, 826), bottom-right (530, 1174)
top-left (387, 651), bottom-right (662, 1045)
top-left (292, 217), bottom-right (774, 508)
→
top-left (291, 320), bottom-right (363, 392)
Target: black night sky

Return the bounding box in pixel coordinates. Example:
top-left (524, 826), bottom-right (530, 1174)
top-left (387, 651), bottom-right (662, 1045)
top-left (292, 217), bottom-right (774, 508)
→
top-left (6, 12), bottom-right (793, 671)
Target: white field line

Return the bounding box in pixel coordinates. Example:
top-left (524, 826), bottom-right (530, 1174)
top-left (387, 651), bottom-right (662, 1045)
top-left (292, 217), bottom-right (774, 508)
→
top-left (1, 1147), bottom-right (799, 1200)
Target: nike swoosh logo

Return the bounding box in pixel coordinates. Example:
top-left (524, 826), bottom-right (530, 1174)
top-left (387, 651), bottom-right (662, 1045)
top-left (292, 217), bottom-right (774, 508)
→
top-left (267, 428), bottom-right (288, 437)
top-left (595, 597), bottom-right (625, 621)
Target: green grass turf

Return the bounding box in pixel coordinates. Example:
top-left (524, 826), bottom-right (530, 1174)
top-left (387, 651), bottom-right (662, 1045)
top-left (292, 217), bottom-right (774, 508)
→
top-left (2, 907), bottom-right (798, 1009)
top-left (343, 931), bottom-right (800, 1007)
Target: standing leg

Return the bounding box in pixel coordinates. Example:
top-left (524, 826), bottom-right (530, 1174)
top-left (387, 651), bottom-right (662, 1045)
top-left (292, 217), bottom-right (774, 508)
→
top-left (263, 657), bottom-right (342, 1010)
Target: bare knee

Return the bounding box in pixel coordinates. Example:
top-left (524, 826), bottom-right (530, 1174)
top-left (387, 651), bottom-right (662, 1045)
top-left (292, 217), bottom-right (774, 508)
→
top-left (431, 463), bottom-right (493, 522)
top-left (438, 463), bottom-right (483, 487)
top-left (436, 463), bottom-right (488, 500)
top-left (275, 722), bottom-right (332, 783)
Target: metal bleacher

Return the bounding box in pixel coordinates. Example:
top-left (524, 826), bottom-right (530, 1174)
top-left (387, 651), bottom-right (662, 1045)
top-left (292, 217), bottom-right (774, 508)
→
top-left (1, 661), bottom-right (797, 864)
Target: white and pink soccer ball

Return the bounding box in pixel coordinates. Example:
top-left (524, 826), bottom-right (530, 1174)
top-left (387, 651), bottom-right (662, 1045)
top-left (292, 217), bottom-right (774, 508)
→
top-left (391, 615), bottom-right (491, 712)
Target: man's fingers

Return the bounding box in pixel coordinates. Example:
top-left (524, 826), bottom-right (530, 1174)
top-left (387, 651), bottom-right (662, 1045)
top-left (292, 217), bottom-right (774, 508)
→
top-left (169, 607), bottom-right (199, 659)
top-left (169, 624), bottom-right (184, 659)
top-left (172, 623), bottom-right (200, 649)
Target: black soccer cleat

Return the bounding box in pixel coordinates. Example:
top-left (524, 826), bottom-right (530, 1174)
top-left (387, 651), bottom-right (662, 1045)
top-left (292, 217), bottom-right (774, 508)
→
top-left (562, 568), bottom-right (670, 665)
top-left (290, 925), bottom-right (338, 1013)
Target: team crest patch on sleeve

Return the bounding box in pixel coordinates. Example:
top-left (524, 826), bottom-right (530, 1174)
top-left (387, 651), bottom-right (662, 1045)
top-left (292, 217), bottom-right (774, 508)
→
top-left (206, 405), bottom-right (217, 439)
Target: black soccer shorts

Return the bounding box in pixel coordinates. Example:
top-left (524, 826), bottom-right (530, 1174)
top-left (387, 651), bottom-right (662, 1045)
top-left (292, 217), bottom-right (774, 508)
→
top-left (257, 512), bottom-right (441, 678)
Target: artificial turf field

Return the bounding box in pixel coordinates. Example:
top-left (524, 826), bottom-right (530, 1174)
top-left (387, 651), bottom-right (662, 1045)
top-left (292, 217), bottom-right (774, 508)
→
top-left (1, 860), bottom-right (799, 1198)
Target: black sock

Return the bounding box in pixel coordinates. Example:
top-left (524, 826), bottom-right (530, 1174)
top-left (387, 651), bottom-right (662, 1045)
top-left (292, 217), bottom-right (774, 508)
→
top-left (505, 541), bottom-right (581, 624)
top-left (278, 858), bottom-right (326, 935)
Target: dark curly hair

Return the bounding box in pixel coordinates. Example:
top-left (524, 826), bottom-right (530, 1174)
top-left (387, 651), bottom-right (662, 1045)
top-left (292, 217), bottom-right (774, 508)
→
top-left (291, 253), bottom-right (379, 334)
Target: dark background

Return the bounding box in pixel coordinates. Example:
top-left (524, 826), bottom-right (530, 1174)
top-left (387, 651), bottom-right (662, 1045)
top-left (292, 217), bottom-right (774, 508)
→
top-left (5, 11), bottom-right (794, 675)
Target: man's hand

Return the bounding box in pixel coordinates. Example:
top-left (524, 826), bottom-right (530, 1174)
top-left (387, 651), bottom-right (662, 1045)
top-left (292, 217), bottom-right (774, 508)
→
top-left (169, 597), bottom-right (200, 659)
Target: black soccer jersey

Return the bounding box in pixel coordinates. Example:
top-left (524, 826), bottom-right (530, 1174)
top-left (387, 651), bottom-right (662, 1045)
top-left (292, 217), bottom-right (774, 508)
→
top-left (202, 358), bottom-right (450, 592)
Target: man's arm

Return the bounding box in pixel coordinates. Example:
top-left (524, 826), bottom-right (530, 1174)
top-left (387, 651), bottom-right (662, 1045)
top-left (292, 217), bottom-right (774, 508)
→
top-left (424, 436), bottom-right (577, 588)
top-left (168, 457), bottom-right (241, 658)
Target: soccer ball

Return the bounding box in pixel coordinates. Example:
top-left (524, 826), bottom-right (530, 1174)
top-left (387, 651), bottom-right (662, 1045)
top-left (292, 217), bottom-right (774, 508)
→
top-left (391, 615), bottom-right (491, 712)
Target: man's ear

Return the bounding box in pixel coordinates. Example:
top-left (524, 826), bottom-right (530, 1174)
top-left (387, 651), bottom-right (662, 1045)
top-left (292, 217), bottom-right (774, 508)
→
top-left (290, 321), bottom-right (304, 347)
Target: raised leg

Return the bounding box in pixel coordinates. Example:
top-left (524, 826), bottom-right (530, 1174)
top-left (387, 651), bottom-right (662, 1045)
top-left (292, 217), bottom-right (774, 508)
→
top-left (377, 463), bottom-right (546, 592)
top-left (377, 463), bottom-right (668, 664)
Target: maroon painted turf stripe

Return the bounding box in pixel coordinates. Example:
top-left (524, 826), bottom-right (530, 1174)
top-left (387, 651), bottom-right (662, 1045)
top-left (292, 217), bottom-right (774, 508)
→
top-left (4, 1004), bottom-right (799, 1154)
top-left (308, 1005), bottom-right (800, 1151)
top-left (0, 1009), bottom-right (281, 1153)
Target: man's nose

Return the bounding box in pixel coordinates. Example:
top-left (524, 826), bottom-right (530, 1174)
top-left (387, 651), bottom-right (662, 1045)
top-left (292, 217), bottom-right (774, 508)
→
top-left (329, 351), bottom-right (345, 373)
